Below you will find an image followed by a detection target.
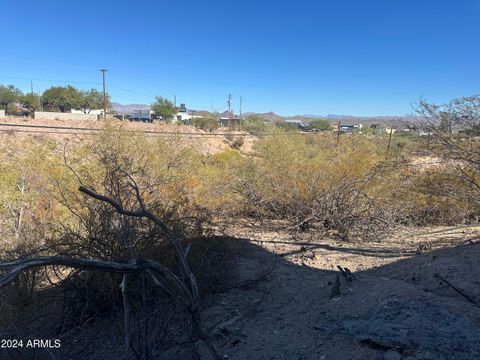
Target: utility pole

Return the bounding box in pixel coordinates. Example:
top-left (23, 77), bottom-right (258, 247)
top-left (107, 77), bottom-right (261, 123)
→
top-left (337, 121), bottom-right (341, 145)
top-left (386, 128), bottom-right (394, 159)
top-left (239, 96), bottom-right (243, 129)
top-left (228, 93), bottom-right (232, 129)
top-left (174, 95), bottom-right (176, 107)
top-left (30, 80), bottom-right (42, 111)
top-left (99, 68), bottom-right (108, 120)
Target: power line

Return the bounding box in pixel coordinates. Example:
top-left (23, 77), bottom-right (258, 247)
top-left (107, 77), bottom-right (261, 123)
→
top-left (0, 129), bottom-right (98, 136)
top-left (0, 122), bottom-right (253, 136)
top-left (0, 74), bottom-right (224, 112)
top-left (0, 74), bottom-right (101, 86)
top-left (0, 122), bottom-right (322, 138)
top-left (0, 127), bottom-right (261, 138)
top-left (108, 85), bottom-right (221, 111)
top-left (109, 84), bottom-right (156, 100)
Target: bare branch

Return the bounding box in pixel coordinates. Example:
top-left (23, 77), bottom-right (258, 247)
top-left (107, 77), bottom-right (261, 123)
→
top-left (79, 185), bottom-right (145, 218)
top-left (77, 185), bottom-right (221, 359)
top-left (0, 256), bottom-right (190, 301)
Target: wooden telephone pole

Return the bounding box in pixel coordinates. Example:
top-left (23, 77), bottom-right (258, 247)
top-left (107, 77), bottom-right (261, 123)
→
top-left (228, 93), bottom-right (232, 129)
top-left (336, 121), bottom-right (341, 145)
top-left (386, 128), bottom-right (394, 159)
top-left (99, 68), bottom-right (108, 120)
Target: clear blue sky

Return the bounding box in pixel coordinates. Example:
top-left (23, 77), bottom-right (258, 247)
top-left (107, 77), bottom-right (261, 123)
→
top-left (0, 0), bottom-right (479, 116)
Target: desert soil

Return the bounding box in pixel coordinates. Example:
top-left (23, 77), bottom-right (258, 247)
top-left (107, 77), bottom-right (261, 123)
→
top-left (198, 222), bottom-right (480, 360)
top-left (14, 223), bottom-right (480, 360)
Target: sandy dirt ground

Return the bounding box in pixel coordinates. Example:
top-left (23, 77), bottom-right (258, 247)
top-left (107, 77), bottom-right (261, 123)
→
top-left (13, 224), bottom-right (479, 360)
top-left (197, 223), bottom-right (480, 360)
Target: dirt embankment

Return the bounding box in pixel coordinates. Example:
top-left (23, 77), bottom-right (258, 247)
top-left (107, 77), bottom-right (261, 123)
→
top-left (0, 117), bottom-right (257, 155)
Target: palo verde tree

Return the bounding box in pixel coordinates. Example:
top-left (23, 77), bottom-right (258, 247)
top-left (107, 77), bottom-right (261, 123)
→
top-left (229, 133), bottom-right (392, 239)
top-left (416, 95), bottom-right (480, 200)
top-left (19, 92), bottom-right (42, 113)
top-left (41, 85), bottom-right (82, 112)
top-left (78, 88), bottom-right (110, 114)
top-left (0, 84), bottom-right (22, 113)
top-left (244, 115), bottom-right (268, 135)
top-left (151, 96), bottom-right (178, 122)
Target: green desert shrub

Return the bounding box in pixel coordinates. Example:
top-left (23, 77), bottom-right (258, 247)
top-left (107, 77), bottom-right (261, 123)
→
top-left (228, 133), bottom-right (393, 240)
top-left (192, 116), bottom-right (218, 131)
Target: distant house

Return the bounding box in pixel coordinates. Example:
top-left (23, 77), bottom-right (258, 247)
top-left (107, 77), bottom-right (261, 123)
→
top-left (340, 124), bottom-right (355, 132)
top-left (175, 104), bottom-right (203, 124)
top-left (219, 116), bottom-right (241, 127)
top-left (218, 111), bottom-right (241, 127)
top-left (113, 103), bottom-right (202, 123)
top-left (384, 128), bottom-right (397, 135)
top-left (285, 119), bottom-right (310, 131)
top-left (331, 123), bottom-right (363, 133)
top-left (419, 131), bottom-right (433, 136)
top-left (132, 109), bottom-right (153, 122)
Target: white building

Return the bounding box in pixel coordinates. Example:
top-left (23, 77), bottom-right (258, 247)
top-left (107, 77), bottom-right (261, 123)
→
top-left (71, 109), bottom-right (103, 115)
top-left (174, 104), bottom-right (203, 123)
top-left (175, 112), bottom-right (203, 123)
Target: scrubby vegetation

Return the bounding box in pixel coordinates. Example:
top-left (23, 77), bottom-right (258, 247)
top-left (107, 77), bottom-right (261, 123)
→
top-left (2, 96), bottom-right (480, 358)
top-left (192, 116), bottom-right (219, 131)
top-left (1, 124), bottom-right (477, 261)
top-left (308, 118), bottom-right (331, 131)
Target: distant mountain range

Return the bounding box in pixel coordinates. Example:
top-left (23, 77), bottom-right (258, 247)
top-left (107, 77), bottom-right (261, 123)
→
top-left (239, 112), bottom-right (413, 125)
top-left (111, 102), bottom-right (150, 114)
top-left (111, 102), bottom-right (414, 124)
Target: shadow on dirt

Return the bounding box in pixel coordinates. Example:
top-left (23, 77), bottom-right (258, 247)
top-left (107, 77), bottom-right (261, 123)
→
top-left (199, 236), bottom-right (480, 360)
top-left (1, 235), bottom-right (480, 360)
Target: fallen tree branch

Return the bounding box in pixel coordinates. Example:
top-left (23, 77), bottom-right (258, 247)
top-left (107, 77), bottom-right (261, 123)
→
top-left (0, 255), bottom-right (223, 359)
top-left (78, 185), bottom-right (200, 303)
top-left (78, 185), bottom-right (222, 359)
top-left (0, 256), bottom-right (190, 302)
